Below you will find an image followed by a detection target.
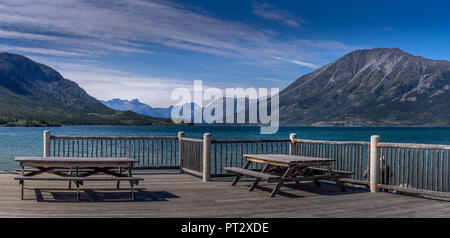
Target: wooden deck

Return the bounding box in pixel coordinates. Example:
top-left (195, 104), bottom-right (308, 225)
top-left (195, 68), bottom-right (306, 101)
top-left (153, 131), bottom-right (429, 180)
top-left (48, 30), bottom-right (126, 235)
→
top-left (0, 172), bottom-right (448, 218)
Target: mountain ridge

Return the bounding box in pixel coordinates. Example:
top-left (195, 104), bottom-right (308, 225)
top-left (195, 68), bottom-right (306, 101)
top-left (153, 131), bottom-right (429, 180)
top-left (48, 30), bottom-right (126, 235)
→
top-left (101, 97), bottom-right (244, 122)
top-left (0, 52), bottom-right (173, 126)
top-left (2, 48), bottom-right (448, 127)
top-left (278, 48), bottom-right (450, 126)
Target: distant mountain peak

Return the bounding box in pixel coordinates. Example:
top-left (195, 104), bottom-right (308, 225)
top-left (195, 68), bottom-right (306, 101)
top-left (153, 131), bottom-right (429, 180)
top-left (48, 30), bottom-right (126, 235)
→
top-left (339, 48), bottom-right (414, 62)
top-left (352, 47), bottom-right (407, 54)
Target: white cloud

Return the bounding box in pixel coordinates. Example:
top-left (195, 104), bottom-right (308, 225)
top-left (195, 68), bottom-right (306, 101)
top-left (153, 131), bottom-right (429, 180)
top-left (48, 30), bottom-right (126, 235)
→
top-left (31, 57), bottom-right (249, 108)
top-left (61, 66), bottom-right (194, 108)
top-left (252, 3), bottom-right (304, 27)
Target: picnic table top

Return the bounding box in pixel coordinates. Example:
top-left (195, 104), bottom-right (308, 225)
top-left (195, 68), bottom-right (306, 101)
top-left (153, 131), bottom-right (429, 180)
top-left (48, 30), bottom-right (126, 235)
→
top-left (15, 157), bottom-right (137, 163)
top-left (242, 154), bottom-right (335, 165)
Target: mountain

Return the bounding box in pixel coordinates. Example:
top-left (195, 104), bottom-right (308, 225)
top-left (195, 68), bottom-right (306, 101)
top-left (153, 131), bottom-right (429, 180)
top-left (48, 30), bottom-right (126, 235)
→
top-left (102, 97), bottom-right (250, 123)
top-left (101, 98), bottom-right (201, 122)
top-left (279, 48), bottom-right (450, 126)
top-left (0, 52), bottom-right (173, 126)
top-left (101, 98), bottom-right (172, 118)
top-left (188, 97), bottom-right (252, 123)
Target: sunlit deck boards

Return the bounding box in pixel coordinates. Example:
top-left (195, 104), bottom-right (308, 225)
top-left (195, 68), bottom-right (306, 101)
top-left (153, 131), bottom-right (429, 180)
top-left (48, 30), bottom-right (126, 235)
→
top-left (0, 172), bottom-right (448, 218)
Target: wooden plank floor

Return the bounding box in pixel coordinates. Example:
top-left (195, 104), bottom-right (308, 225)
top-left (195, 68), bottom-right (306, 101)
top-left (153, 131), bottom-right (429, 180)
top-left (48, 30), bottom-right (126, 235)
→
top-left (0, 172), bottom-right (448, 218)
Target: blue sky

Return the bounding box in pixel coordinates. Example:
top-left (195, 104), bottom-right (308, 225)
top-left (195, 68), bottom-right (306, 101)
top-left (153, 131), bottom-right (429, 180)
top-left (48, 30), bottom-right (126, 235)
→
top-left (0, 0), bottom-right (449, 107)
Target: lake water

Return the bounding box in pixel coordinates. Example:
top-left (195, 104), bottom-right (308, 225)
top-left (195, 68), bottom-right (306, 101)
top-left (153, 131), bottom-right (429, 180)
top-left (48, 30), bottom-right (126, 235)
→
top-left (0, 125), bottom-right (449, 169)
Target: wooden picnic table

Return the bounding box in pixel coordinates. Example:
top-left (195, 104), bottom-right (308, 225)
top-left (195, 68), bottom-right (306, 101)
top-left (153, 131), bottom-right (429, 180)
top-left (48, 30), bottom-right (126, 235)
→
top-left (225, 154), bottom-right (353, 198)
top-left (14, 157), bottom-right (143, 200)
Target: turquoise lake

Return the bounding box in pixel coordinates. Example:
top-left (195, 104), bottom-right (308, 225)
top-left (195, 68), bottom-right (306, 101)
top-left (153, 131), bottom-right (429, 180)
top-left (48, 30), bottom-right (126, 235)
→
top-left (0, 126), bottom-right (449, 169)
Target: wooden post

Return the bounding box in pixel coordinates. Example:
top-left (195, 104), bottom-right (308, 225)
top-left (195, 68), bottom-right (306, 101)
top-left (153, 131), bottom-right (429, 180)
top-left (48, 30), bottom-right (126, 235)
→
top-left (202, 133), bottom-right (211, 182)
top-left (289, 133), bottom-right (297, 155)
top-left (43, 130), bottom-right (51, 157)
top-left (370, 135), bottom-right (380, 193)
top-left (178, 131), bottom-right (185, 173)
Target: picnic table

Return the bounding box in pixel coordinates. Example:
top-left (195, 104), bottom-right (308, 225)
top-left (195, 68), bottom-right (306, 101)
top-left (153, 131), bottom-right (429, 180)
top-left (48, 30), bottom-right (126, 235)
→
top-left (225, 154), bottom-right (353, 198)
top-left (14, 157), bottom-right (143, 201)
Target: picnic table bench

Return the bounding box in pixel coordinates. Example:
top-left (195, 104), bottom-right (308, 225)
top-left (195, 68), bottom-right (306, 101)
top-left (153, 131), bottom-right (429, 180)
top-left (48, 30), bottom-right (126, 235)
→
top-left (14, 157), bottom-right (143, 201)
top-left (225, 154), bottom-right (353, 198)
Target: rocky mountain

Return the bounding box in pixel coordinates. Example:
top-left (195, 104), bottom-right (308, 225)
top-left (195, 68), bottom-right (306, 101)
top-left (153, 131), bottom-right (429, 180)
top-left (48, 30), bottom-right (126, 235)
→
top-left (279, 48), bottom-right (450, 126)
top-left (0, 52), bottom-right (173, 126)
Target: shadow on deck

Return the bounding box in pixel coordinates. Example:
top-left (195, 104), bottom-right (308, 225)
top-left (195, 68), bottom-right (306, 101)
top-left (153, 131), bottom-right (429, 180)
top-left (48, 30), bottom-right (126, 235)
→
top-left (0, 173), bottom-right (448, 217)
top-left (32, 188), bottom-right (179, 203)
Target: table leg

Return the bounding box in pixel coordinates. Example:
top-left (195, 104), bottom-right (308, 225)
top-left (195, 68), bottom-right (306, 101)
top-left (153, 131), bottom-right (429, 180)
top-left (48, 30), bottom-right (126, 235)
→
top-left (249, 164), bottom-right (270, 191)
top-left (128, 167), bottom-right (134, 200)
top-left (269, 167), bottom-right (294, 198)
top-left (325, 165), bottom-right (346, 192)
top-left (68, 167), bottom-right (73, 190)
top-left (295, 167), bottom-right (321, 187)
top-left (313, 180), bottom-right (322, 187)
top-left (75, 167), bottom-right (80, 201)
top-left (20, 163), bottom-right (24, 200)
top-left (131, 182), bottom-right (135, 200)
top-left (116, 167), bottom-right (121, 189)
top-left (231, 161), bottom-right (252, 186)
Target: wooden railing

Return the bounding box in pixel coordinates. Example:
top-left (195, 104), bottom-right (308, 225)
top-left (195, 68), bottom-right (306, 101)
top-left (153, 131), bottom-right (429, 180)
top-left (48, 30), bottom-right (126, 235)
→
top-left (43, 131), bottom-right (449, 197)
top-left (208, 136), bottom-right (370, 183)
top-left (210, 139), bottom-right (291, 177)
top-left (49, 135), bottom-right (179, 169)
top-left (179, 137), bottom-right (203, 176)
top-left (292, 139), bottom-right (370, 183)
top-left (376, 142), bottom-right (449, 196)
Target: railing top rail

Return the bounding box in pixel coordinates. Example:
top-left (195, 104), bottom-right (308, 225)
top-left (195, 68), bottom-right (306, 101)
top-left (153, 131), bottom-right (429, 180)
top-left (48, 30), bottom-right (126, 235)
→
top-left (211, 139), bottom-right (290, 144)
top-left (50, 136), bottom-right (178, 140)
top-left (49, 134), bottom-right (450, 149)
top-left (180, 137), bottom-right (203, 143)
top-left (377, 142), bottom-right (450, 150)
top-left (294, 139), bottom-right (369, 146)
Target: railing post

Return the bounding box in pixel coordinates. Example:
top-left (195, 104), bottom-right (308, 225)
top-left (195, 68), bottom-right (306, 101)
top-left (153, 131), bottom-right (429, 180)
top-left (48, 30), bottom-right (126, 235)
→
top-left (370, 135), bottom-right (380, 193)
top-left (43, 130), bottom-right (51, 157)
top-left (289, 133), bottom-right (297, 155)
top-left (202, 133), bottom-right (211, 182)
top-left (178, 131), bottom-right (185, 173)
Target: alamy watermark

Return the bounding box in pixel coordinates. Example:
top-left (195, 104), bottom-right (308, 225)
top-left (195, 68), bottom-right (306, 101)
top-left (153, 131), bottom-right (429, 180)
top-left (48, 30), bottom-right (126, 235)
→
top-left (170, 80), bottom-right (279, 134)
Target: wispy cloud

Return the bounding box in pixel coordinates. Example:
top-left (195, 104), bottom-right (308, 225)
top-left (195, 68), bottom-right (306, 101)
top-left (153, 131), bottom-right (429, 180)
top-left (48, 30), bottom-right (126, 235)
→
top-left (298, 40), bottom-right (365, 51)
top-left (251, 3), bottom-right (304, 27)
top-left (0, 0), bottom-right (355, 67)
top-left (0, 0), bottom-right (283, 60)
top-left (50, 61), bottom-right (195, 108)
top-left (272, 56), bottom-right (319, 69)
top-left (30, 56), bottom-right (248, 108)
top-left (0, 0), bottom-right (364, 106)
top-left (288, 60), bottom-right (320, 69)
top-left (0, 44), bottom-right (87, 57)
top-left (258, 77), bottom-right (286, 82)
top-left (383, 27), bottom-right (395, 32)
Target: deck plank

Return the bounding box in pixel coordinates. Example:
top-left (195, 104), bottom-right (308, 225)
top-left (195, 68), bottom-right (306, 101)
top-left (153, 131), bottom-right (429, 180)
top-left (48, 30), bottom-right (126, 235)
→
top-left (0, 173), bottom-right (448, 218)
